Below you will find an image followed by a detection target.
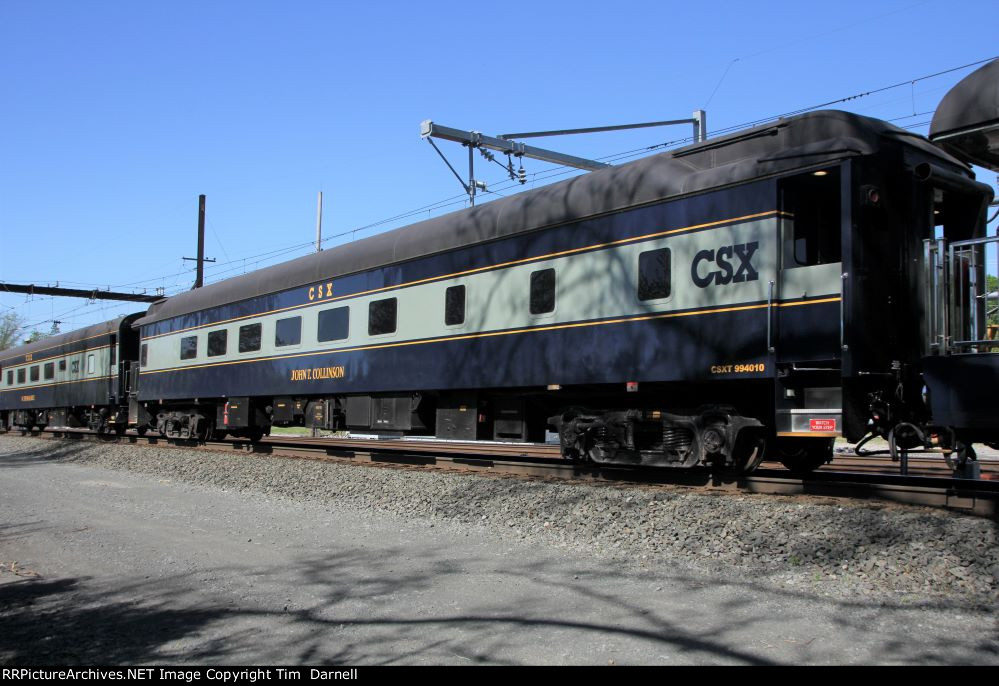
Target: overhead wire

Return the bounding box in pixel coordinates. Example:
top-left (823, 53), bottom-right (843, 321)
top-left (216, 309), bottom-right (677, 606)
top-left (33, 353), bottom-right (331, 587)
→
top-left (6, 56), bottom-right (997, 324)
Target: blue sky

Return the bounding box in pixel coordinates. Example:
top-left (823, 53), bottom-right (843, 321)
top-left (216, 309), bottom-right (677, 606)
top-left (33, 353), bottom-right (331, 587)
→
top-left (1, 0), bottom-right (996, 337)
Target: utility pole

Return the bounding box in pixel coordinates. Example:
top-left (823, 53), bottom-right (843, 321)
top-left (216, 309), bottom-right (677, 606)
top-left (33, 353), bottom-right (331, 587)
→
top-left (195, 194), bottom-right (206, 288)
top-left (316, 191), bottom-right (323, 252)
top-left (183, 194), bottom-right (216, 289)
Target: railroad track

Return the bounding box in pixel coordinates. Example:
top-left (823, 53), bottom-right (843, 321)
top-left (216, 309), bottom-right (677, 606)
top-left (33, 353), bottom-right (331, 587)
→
top-left (8, 428), bottom-right (999, 517)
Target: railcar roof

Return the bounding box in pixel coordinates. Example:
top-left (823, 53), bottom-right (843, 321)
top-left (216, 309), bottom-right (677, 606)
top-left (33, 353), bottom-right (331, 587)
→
top-left (0, 316), bottom-right (134, 366)
top-left (136, 109), bottom-right (965, 328)
top-left (930, 59), bottom-right (999, 171)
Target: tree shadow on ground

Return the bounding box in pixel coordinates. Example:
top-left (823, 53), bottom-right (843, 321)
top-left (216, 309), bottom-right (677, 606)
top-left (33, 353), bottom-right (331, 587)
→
top-left (1, 542), bottom-right (996, 666)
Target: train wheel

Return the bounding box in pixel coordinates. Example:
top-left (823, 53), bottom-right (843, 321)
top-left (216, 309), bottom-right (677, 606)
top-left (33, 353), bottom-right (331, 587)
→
top-left (730, 431), bottom-right (766, 475)
top-left (136, 425), bottom-right (148, 436)
top-left (943, 441), bottom-right (976, 471)
top-left (247, 427), bottom-right (265, 443)
top-left (778, 438), bottom-right (833, 475)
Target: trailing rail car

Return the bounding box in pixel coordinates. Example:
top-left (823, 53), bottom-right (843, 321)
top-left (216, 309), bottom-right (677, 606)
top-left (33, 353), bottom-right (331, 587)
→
top-left (0, 315), bottom-right (143, 433)
top-left (2, 60), bottom-right (998, 476)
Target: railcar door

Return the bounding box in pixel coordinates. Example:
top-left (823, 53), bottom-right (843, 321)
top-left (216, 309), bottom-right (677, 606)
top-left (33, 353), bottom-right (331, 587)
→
top-left (773, 167), bottom-right (844, 446)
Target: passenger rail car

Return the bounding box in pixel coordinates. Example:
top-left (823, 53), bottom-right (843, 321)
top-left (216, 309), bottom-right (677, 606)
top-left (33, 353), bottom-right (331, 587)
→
top-left (0, 315), bottom-right (143, 433)
top-left (128, 107), bottom-right (994, 474)
top-left (2, 59), bottom-right (997, 476)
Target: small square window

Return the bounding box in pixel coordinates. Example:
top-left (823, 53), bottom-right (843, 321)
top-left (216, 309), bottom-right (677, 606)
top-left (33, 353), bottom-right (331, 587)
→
top-left (368, 298), bottom-right (397, 336)
top-left (275, 316), bottom-right (302, 347)
top-left (208, 329), bottom-right (228, 357)
top-left (180, 336), bottom-right (198, 360)
top-left (59, 359), bottom-right (67, 371)
top-left (239, 323), bottom-right (262, 353)
top-left (530, 268), bottom-right (556, 315)
top-left (445, 285), bottom-right (465, 326)
top-left (638, 248), bottom-right (671, 301)
top-left (318, 307), bottom-right (349, 342)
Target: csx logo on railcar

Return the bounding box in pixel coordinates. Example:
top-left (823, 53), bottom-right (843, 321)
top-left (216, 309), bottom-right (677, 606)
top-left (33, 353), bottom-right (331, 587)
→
top-left (691, 241), bottom-right (759, 288)
top-left (308, 282), bottom-right (334, 301)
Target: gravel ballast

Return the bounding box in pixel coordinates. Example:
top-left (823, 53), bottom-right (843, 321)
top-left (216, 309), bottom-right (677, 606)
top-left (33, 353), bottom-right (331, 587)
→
top-left (1, 435), bottom-right (997, 607)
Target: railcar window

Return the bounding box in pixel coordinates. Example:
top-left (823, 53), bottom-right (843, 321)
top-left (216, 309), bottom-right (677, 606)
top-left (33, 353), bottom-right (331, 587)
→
top-left (780, 169), bottom-right (842, 268)
top-left (530, 268), bottom-right (556, 315)
top-left (140, 344), bottom-right (148, 367)
top-left (638, 248), bottom-right (672, 301)
top-left (239, 323), bottom-right (262, 353)
top-left (318, 306), bottom-right (349, 342)
top-left (59, 360), bottom-right (66, 371)
top-left (368, 298), bottom-right (397, 336)
top-left (275, 316), bottom-right (302, 347)
top-left (17, 369), bottom-right (25, 384)
top-left (30, 366), bottom-right (39, 382)
top-left (180, 336), bottom-right (198, 360)
top-left (445, 285), bottom-right (466, 326)
top-left (6, 370), bottom-right (11, 386)
top-left (208, 329), bottom-right (228, 357)
top-left (87, 354), bottom-right (95, 374)
top-left (44, 362), bottom-right (54, 380)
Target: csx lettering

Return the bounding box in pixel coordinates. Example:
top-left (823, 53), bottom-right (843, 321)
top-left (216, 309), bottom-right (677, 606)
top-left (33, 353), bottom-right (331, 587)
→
top-left (691, 241), bottom-right (759, 288)
top-left (307, 282), bottom-right (334, 301)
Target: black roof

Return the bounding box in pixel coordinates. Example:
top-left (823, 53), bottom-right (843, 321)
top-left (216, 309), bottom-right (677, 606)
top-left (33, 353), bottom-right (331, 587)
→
top-left (136, 109), bottom-right (964, 327)
top-left (0, 316), bottom-right (137, 366)
top-left (930, 59), bottom-right (999, 171)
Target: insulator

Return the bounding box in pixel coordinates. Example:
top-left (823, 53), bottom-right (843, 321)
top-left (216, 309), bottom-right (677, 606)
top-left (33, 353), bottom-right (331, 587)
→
top-left (518, 166), bottom-right (527, 184)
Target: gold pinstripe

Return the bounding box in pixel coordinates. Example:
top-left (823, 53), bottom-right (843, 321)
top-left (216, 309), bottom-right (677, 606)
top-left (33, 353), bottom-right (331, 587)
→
top-left (139, 296), bottom-right (840, 377)
top-left (0, 335), bottom-right (115, 366)
top-left (0, 375), bottom-right (115, 393)
top-left (1, 345), bottom-right (112, 370)
top-left (776, 431), bottom-right (840, 437)
top-left (140, 209), bottom-right (788, 341)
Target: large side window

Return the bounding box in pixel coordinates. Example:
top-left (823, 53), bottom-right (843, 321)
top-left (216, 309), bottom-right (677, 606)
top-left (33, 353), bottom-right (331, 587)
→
top-left (30, 366), bottom-right (39, 382)
top-left (530, 268), bottom-right (556, 315)
top-left (208, 329), bottom-right (228, 357)
top-left (44, 362), bottom-right (54, 380)
top-left (445, 285), bottom-right (465, 326)
top-left (318, 307), bottom-right (349, 342)
top-left (780, 168), bottom-right (842, 268)
top-left (180, 336), bottom-right (198, 360)
top-left (6, 370), bottom-right (11, 386)
top-left (638, 248), bottom-right (671, 301)
top-left (275, 316), bottom-right (302, 347)
top-left (368, 298), bottom-right (397, 336)
top-left (17, 368), bottom-right (25, 384)
top-left (239, 323), bottom-right (262, 353)
top-left (86, 354), bottom-right (95, 374)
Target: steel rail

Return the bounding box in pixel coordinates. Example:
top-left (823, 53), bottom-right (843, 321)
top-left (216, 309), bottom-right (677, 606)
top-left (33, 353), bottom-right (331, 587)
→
top-left (12, 428), bottom-right (999, 517)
